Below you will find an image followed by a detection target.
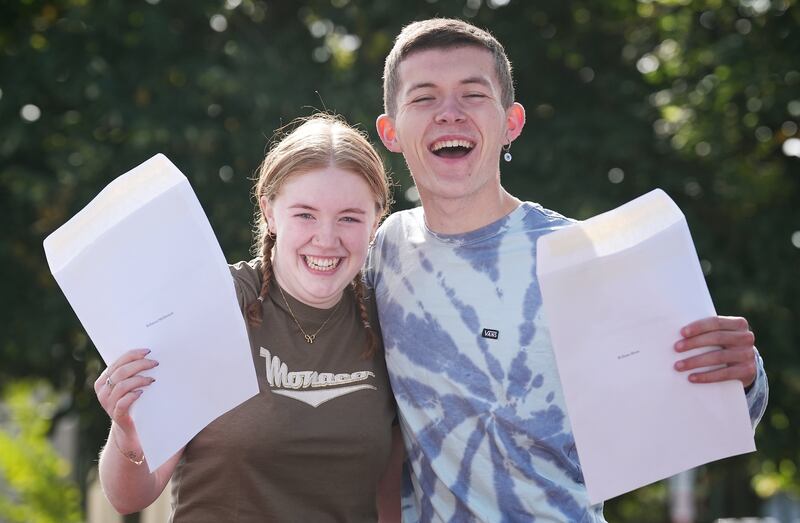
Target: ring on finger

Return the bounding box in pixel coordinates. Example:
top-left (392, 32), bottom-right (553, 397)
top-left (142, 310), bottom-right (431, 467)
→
top-left (106, 376), bottom-right (115, 389)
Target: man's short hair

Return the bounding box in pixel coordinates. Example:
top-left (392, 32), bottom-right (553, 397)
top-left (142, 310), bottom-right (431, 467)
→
top-left (382, 18), bottom-right (515, 116)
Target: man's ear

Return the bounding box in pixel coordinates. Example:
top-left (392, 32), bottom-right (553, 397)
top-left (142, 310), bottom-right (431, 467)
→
top-left (376, 114), bottom-right (402, 153)
top-left (505, 102), bottom-right (526, 143)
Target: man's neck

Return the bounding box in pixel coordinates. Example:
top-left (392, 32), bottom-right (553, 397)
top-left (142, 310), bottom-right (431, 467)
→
top-left (421, 188), bottom-right (522, 235)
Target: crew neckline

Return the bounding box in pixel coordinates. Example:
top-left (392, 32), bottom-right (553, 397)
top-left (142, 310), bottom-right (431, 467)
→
top-left (422, 202), bottom-right (532, 245)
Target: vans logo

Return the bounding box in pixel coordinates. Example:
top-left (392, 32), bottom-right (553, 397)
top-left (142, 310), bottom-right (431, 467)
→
top-left (481, 328), bottom-right (499, 339)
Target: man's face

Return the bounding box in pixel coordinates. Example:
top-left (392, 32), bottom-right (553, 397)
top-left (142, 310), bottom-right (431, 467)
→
top-left (377, 46), bottom-right (524, 205)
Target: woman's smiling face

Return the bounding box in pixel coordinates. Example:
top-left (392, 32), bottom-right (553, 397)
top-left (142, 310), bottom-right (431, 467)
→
top-left (262, 166), bottom-right (379, 309)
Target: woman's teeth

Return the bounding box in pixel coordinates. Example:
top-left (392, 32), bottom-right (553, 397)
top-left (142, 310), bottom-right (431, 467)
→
top-left (304, 256), bottom-right (340, 271)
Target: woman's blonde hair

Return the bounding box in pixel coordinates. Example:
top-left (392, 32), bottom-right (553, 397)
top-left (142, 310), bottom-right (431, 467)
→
top-left (246, 113), bottom-right (391, 357)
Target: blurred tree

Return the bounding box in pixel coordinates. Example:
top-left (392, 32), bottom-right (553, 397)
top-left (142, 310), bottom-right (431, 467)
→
top-left (0, 0), bottom-right (797, 519)
top-left (0, 380), bottom-right (83, 523)
top-left (624, 1), bottom-right (800, 518)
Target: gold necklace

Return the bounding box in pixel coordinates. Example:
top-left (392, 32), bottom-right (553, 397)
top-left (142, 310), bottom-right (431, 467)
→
top-left (277, 285), bottom-right (342, 344)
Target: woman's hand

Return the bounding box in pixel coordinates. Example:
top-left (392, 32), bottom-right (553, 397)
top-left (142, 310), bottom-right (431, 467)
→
top-left (95, 349), bottom-right (181, 514)
top-left (94, 348), bottom-right (159, 438)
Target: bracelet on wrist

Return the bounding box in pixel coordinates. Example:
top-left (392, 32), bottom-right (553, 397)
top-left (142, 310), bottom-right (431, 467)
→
top-left (111, 434), bottom-right (145, 466)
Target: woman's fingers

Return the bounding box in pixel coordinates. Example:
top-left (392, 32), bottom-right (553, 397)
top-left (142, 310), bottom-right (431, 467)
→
top-left (94, 348), bottom-right (158, 422)
top-left (107, 357), bottom-right (159, 390)
top-left (110, 389), bottom-right (145, 429)
top-left (94, 348), bottom-right (152, 393)
top-left (105, 375), bottom-right (157, 432)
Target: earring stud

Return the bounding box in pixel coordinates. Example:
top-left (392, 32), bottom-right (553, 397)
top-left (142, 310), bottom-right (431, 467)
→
top-left (502, 143), bottom-right (512, 162)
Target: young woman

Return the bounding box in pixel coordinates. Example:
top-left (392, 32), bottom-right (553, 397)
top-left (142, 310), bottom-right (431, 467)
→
top-left (94, 114), bottom-right (401, 522)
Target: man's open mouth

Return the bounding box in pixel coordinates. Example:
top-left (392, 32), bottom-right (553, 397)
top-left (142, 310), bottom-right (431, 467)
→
top-left (430, 139), bottom-right (475, 159)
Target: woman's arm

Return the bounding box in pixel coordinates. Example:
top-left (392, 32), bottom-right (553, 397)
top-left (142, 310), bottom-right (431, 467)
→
top-left (98, 423), bottom-right (183, 514)
top-left (94, 348), bottom-right (182, 514)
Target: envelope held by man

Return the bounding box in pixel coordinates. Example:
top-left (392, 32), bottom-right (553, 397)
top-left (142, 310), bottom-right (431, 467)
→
top-left (537, 189), bottom-right (755, 504)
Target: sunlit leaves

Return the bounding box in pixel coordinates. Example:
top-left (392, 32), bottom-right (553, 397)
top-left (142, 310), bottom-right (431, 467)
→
top-left (0, 381), bottom-right (83, 523)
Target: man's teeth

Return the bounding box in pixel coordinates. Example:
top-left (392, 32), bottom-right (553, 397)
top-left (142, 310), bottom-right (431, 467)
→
top-left (305, 256), bottom-right (340, 271)
top-left (431, 139), bottom-right (475, 152)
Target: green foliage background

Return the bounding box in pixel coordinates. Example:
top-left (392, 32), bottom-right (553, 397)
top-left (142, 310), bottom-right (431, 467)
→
top-left (1, 0), bottom-right (798, 520)
top-left (0, 381), bottom-right (83, 523)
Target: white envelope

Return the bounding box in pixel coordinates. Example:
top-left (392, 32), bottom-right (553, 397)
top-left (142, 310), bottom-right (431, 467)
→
top-left (44, 154), bottom-right (258, 471)
top-left (536, 189), bottom-right (755, 504)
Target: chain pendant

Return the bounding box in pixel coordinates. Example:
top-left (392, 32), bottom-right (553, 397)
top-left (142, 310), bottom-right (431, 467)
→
top-left (278, 284), bottom-right (339, 346)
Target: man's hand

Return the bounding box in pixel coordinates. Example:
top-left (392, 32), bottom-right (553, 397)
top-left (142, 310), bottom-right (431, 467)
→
top-left (674, 316), bottom-right (757, 388)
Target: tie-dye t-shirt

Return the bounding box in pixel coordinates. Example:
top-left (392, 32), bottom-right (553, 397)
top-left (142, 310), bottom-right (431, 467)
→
top-left (367, 202), bottom-right (768, 523)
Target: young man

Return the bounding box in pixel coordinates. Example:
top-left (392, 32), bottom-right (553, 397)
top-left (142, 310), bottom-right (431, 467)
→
top-left (367, 18), bottom-right (768, 522)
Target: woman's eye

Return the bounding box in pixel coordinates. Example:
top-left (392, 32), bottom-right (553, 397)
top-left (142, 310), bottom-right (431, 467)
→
top-left (296, 213), bottom-right (314, 220)
top-left (340, 216), bottom-right (361, 223)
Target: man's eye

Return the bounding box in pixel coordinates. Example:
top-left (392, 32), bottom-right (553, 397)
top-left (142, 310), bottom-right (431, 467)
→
top-left (411, 96), bottom-right (434, 103)
top-left (465, 93), bottom-right (487, 99)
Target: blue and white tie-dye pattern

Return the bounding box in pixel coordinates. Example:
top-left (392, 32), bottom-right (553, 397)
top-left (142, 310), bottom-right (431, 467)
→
top-left (367, 202), bottom-right (768, 523)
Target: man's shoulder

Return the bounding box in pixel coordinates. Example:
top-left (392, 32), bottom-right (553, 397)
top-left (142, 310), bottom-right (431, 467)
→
top-left (377, 206), bottom-right (424, 235)
top-left (384, 206), bottom-right (424, 222)
top-left (518, 201), bottom-right (575, 229)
